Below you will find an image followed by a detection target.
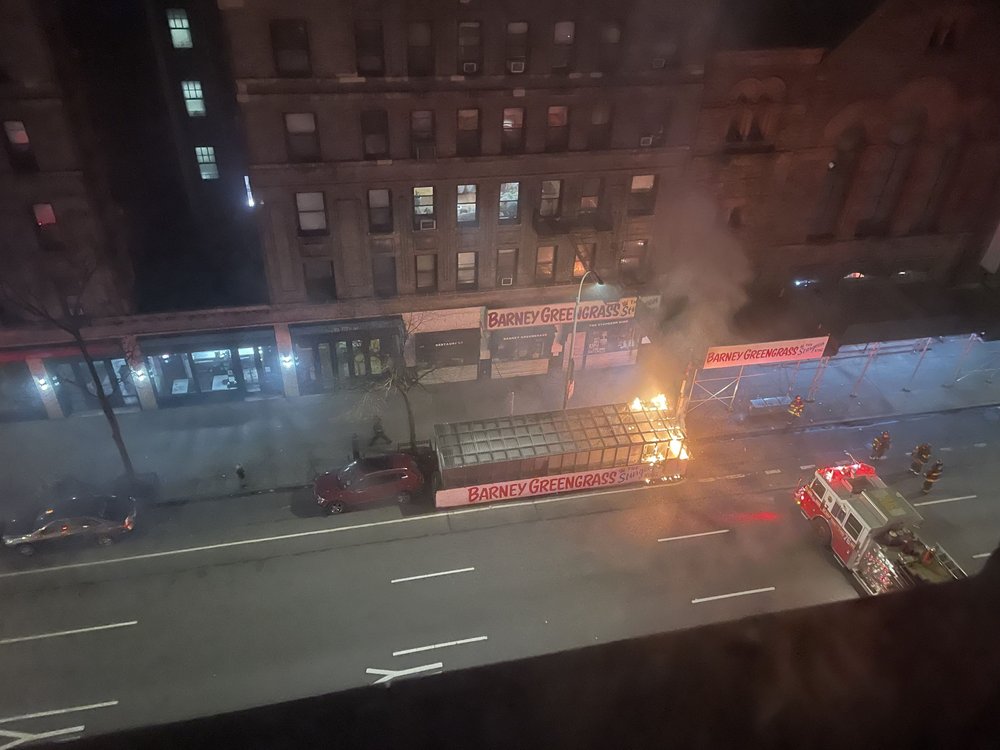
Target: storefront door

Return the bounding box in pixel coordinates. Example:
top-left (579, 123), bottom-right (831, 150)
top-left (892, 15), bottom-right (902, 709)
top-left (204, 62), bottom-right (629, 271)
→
top-left (293, 328), bottom-right (399, 394)
top-left (47, 357), bottom-right (138, 415)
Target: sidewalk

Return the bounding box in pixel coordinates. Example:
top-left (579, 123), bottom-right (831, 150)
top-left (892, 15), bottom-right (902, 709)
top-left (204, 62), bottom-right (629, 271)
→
top-left (0, 335), bottom-right (997, 508)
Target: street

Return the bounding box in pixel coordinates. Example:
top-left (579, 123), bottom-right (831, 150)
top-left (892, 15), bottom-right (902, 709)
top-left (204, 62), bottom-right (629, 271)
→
top-left (1, 406), bottom-right (997, 743)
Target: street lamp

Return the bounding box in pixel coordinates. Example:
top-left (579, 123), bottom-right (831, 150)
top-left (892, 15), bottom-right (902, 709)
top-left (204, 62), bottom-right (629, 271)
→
top-left (562, 269), bottom-right (605, 410)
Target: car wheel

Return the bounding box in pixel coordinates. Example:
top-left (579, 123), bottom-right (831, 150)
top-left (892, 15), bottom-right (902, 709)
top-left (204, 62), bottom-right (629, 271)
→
top-left (97, 535), bottom-right (115, 547)
top-left (396, 491), bottom-right (411, 505)
top-left (16, 544), bottom-right (35, 557)
top-left (811, 517), bottom-right (832, 548)
top-left (326, 501), bottom-right (345, 515)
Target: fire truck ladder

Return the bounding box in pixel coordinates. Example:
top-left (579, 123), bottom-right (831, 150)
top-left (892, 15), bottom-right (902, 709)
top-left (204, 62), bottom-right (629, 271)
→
top-left (933, 545), bottom-right (968, 580)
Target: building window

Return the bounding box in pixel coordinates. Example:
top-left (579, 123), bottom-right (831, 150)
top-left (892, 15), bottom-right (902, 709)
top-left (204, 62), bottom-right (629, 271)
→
top-left (33, 203), bottom-right (56, 227)
top-left (270, 20), bottom-right (311, 77)
top-left (456, 251), bottom-right (478, 290)
top-left (456, 108), bottom-right (480, 157)
top-left (499, 182), bottom-right (520, 224)
top-left (361, 109), bottom-right (389, 159)
top-left (535, 246), bottom-right (556, 284)
top-left (598, 23), bottom-right (622, 72)
top-left (284, 112), bottom-right (319, 162)
top-left (415, 254), bottom-right (437, 292)
top-left (33, 203), bottom-right (62, 252)
top-left (303, 261), bottom-right (336, 302)
top-left (573, 242), bottom-right (595, 278)
top-left (809, 127), bottom-right (864, 240)
top-left (628, 174), bottom-right (657, 215)
top-left (856, 118), bottom-right (922, 238)
top-left (552, 21), bottom-right (576, 71)
top-left (497, 248), bottom-right (518, 286)
top-left (411, 110), bottom-right (435, 158)
top-left (458, 21), bottom-right (482, 75)
top-left (166, 9), bottom-right (192, 49)
top-left (539, 179), bottom-right (562, 217)
top-left (354, 20), bottom-right (384, 76)
top-left (579, 178), bottom-right (601, 213)
top-left (180, 81), bottom-right (206, 117)
top-left (412, 186), bottom-right (435, 229)
top-left (407, 21), bottom-right (434, 76)
top-left (3, 120), bottom-right (36, 172)
top-left (372, 253), bottom-right (397, 298)
top-left (588, 104), bottom-right (612, 150)
top-left (506, 22), bottom-right (529, 73)
top-left (501, 107), bottom-right (525, 154)
top-left (295, 191), bottom-right (327, 235)
top-left (619, 239), bottom-right (647, 282)
top-left (195, 146), bottom-right (218, 180)
top-left (546, 106), bottom-right (569, 152)
top-left (367, 188), bottom-right (393, 233)
top-left (456, 184), bottom-right (478, 225)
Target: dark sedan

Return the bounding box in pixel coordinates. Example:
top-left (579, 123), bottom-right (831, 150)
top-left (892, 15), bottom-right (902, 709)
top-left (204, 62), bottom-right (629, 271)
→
top-left (2, 495), bottom-right (137, 556)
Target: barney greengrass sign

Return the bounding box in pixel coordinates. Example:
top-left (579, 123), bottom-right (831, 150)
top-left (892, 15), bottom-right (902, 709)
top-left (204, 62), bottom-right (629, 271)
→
top-left (702, 336), bottom-right (829, 370)
top-left (486, 298), bottom-right (637, 330)
top-left (435, 465), bottom-right (649, 508)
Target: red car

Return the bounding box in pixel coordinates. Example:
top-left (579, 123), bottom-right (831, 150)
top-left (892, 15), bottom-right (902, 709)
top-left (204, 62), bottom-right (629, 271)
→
top-left (314, 453), bottom-right (425, 514)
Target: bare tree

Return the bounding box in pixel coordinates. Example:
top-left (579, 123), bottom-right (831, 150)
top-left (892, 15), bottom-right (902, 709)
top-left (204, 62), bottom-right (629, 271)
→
top-left (0, 258), bottom-right (137, 483)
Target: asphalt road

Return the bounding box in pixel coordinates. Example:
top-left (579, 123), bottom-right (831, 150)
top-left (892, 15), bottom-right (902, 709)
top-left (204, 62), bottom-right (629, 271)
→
top-left (0, 406), bottom-right (997, 744)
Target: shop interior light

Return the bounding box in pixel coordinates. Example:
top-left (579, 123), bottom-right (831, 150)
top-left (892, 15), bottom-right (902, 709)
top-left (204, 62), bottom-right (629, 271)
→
top-left (280, 355), bottom-right (294, 368)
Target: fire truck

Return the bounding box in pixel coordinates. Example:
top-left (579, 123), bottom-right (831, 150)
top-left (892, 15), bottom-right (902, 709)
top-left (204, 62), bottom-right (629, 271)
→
top-left (794, 461), bottom-right (967, 595)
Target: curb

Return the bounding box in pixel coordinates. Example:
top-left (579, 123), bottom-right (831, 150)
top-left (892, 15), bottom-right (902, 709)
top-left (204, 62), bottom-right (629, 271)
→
top-left (152, 483), bottom-right (312, 507)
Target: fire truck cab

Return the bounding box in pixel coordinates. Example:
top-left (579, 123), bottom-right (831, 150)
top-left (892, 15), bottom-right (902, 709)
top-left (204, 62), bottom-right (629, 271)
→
top-left (795, 461), bottom-right (966, 595)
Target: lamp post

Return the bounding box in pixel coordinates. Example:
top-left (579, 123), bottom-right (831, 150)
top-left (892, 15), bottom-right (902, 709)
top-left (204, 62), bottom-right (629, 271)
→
top-left (563, 269), bottom-right (604, 410)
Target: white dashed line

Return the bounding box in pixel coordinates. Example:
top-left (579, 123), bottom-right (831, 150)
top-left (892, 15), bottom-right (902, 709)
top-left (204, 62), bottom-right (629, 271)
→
top-left (939, 447), bottom-right (953, 452)
top-left (972, 552), bottom-right (992, 560)
top-left (0, 701), bottom-right (118, 724)
top-left (391, 567), bottom-right (475, 584)
top-left (697, 477), bottom-right (717, 483)
top-left (0, 621), bottom-right (138, 646)
top-left (723, 474), bottom-right (746, 480)
top-left (658, 529), bottom-right (730, 543)
top-left (974, 443), bottom-right (987, 448)
top-left (392, 635), bottom-right (488, 657)
top-left (691, 586), bottom-right (775, 605)
top-left (799, 464), bottom-right (815, 470)
top-left (764, 469), bottom-right (782, 475)
top-left (912, 494), bottom-right (977, 507)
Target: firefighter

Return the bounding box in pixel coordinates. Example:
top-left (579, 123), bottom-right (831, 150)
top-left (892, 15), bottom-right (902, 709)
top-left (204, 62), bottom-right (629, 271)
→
top-left (909, 443), bottom-right (932, 475)
top-left (787, 395), bottom-right (805, 418)
top-left (870, 430), bottom-right (891, 461)
top-left (921, 460), bottom-right (944, 495)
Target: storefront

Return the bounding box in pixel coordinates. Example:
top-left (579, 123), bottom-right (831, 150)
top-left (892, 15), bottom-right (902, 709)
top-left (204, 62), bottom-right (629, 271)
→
top-left (488, 327), bottom-right (555, 378)
top-left (291, 318), bottom-right (402, 395)
top-left (581, 319), bottom-right (638, 369)
top-left (0, 359), bottom-right (46, 422)
top-left (141, 329), bottom-right (283, 406)
top-left (403, 307), bottom-right (483, 384)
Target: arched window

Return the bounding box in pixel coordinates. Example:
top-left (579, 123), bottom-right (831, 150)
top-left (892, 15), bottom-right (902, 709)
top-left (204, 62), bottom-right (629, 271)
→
top-left (855, 112), bottom-right (925, 237)
top-left (912, 131), bottom-right (963, 233)
top-left (808, 126), bottom-right (864, 240)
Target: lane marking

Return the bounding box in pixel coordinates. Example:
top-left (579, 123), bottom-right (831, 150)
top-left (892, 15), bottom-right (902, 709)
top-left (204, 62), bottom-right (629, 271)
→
top-left (939, 447), bottom-right (953, 451)
top-left (658, 529), bottom-right (731, 543)
top-left (0, 621), bottom-right (137, 646)
top-left (0, 701), bottom-right (118, 725)
top-left (366, 663), bottom-right (442, 685)
top-left (0, 724), bottom-right (84, 746)
top-left (392, 635), bottom-right (488, 657)
top-left (974, 443), bottom-right (987, 448)
top-left (391, 567), bottom-right (475, 584)
top-left (972, 552), bottom-right (992, 560)
top-left (764, 469), bottom-right (782, 475)
top-left (799, 464), bottom-right (816, 470)
top-left (692, 586), bottom-right (775, 604)
top-left (723, 474), bottom-right (746, 480)
top-left (697, 478), bottom-right (717, 483)
top-left (913, 494), bottom-right (977, 507)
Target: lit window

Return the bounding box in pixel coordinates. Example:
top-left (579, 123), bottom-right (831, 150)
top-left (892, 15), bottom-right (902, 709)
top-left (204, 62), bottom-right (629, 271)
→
top-left (413, 186), bottom-right (435, 228)
top-left (535, 246), bottom-right (556, 283)
top-left (456, 184), bottom-right (477, 224)
top-left (296, 191), bottom-right (327, 234)
top-left (499, 182), bottom-right (520, 224)
top-left (194, 146), bottom-right (218, 179)
top-left (33, 203), bottom-right (56, 226)
top-left (166, 9), bottom-right (193, 49)
top-left (573, 243), bottom-right (595, 278)
top-left (181, 81), bottom-right (205, 116)
top-left (415, 254), bottom-right (437, 291)
top-left (3, 120), bottom-right (36, 171)
top-left (3, 120), bottom-right (29, 148)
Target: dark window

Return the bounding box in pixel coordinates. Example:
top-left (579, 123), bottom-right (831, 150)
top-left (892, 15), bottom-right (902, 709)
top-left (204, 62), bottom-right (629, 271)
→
top-left (456, 251), bottom-right (478, 290)
top-left (456, 108), bottom-right (480, 157)
top-left (407, 21), bottom-right (434, 76)
top-left (497, 248), bottom-right (518, 286)
top-left (552, 21), bottom-right (575, 72)
top-left (3, 120), bottom-right (37, 172)
top-left (619, 239), bottom-right (647, 282)
top-left (809, 127), bottom-right (864, 240)
top-left (354, 20), bottom-right (385, 76)
top-left (303, 261), bottom-right (336, 302)
top-left (913, 134), bottom-right (962, 233)
top-left (415, 331), bottom-right (480, 368)
top-left (579, 177), bottom-right (601, 213)
top-left (295, 191), bottom-right (327, 235)
top-left (598, 23), bottom-right (622, 72)
top-left (412, 186), bottom-right (435, 228)
top-left (456, 184), bottom-right (478, 225)
top-left (284, 112), bottom-right (319, 162)
top-left (271, 20), bottom-right (311, 77)
top-left (844, 514), bottom-right (863, 541)
top-left (540, 179), bottom-right (562, 217)
top-left (628, 174), bottom-right (657, 215)
top-left (502, 107), bottom-right (525, 154)
top-left (458, 22), bottom-right (482, 74)
top-left (546, 106), bottom-right (569, 152)
top-left (33, 203), bottom-right (63, 252)
top-left (499, 182), bottom-right (520, 224)
top-left (856, 122), bottom-right (921, 238)
top-left (361, 109), bottom-right (389, 159)
top-left (588, 104), bottom-right (612, 150)
top-left (372, 253), bottom-right (397, 298)
top-left (415, 254), bottom-right (437, 291)
top-left (506, 22), bottom-right (529, 73)
top-left (535, 246), bottom-right (556, 283)
top-left (367, 189), bottom-right (393, 233)
top-left (411, 110), bottom-right (435, 158)
top-left (573, 242), bottom-right (595, 278)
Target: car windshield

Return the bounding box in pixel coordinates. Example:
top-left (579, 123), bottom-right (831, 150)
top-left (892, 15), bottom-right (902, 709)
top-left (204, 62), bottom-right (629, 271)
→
top-left (336, 464), bottom-right (363, 486)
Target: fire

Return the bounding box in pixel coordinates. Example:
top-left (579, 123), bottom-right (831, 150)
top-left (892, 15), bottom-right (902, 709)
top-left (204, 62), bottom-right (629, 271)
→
top-left (651, 393), bottom-right (668, 411)
top-left (630, 397), bottom-right (643, 412)
top-left (630, 393), bottom-right (670, 412)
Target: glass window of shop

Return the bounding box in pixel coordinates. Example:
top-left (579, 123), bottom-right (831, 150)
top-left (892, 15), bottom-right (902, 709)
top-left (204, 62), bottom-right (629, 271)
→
top-left (292, 327), bottom-right (400, 395)
top-left (585, 321), bottom-right (636, 356)
top-left (415, 330), bottom-right (480, 369)
top-left (0, 361), bottom-right (46, 422)
top-left (45, 355), bottom-right (140, 415)
top-left (491, 329), bottom-right (553, 362)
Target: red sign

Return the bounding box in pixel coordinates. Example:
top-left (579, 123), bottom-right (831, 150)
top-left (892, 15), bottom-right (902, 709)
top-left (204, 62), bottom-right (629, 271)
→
top-left (435, 464), bottom-right (649, 508)
top-left (486, 298), bottom-right (637, 331)
top-left (702, 336), bottom-right (829, 370)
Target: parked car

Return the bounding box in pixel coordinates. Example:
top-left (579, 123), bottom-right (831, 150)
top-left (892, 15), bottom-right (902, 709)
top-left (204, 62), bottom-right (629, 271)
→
top-left (314, 453), bottom-right (424, 514)
top-left (1, 495), bottom-right (137, 557)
